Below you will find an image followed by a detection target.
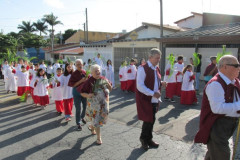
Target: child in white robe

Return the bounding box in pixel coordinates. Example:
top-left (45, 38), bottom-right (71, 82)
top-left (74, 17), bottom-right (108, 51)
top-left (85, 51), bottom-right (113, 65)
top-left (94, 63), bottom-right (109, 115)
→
top-left (59, 63), bottom-right (73, 121)
top-left (14, 65), bottom-right (29, 96)
top-left (174, 56), bottom-right (184, 97)
top-left (180, 64), bottom-right (197, 105)
top-left (164, 62), bottom-right (177, 102)
top-left (5, 63), bottom-right (17, 93)
top-left (33, 68), bottom-right (49, 109)
top-left (119, 61), bottom-right (128, 92)
top-left (126, 59), bottom-right (137, 92)
top-left (50, 68), bottom-right (64, 115)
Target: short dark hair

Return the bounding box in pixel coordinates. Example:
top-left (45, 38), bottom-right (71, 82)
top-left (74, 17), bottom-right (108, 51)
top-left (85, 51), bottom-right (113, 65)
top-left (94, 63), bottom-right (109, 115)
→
top-left (57, 68), bottom-right (62, 71)
top-left (177, 56), bottom-right (183, 61)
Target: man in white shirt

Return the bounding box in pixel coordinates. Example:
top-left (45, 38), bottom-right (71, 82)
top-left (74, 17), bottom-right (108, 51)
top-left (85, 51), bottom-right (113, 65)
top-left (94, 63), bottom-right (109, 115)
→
top-left (195, 55), bottom-right (240, 160)
top-left (136, 48), bottom-right (166, 151)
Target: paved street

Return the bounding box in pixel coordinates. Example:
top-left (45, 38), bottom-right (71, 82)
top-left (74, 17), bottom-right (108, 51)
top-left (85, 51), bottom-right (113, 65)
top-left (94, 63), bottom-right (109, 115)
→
top-left (0, 79), bottom-right (240, 160)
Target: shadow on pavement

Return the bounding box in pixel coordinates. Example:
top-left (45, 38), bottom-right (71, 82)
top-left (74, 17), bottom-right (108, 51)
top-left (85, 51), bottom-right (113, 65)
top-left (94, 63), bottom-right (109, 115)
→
top-left (182, 116), bottom-right (200, 142)
top-left (2, 126), bottom-right (78, 160)
top-left (0, 115), bottom-right (62, 149)
top-left (49, 135), bottom-right (95, 160)
top-left (126, 147), bottom-right (146, 160)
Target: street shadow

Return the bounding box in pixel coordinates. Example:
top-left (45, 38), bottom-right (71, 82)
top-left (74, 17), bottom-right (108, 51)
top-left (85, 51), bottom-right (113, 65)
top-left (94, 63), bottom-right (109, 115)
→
top-left (182, 116), bottom-right (200, 142)
top-left (0, 106), bottom-right (44, 124)
top-left (0, 111), bottom-right (50, 129)
top-left (2, 126), bottom-right (77, 160)
top-left (158, 99), bottom-right (200, 124)
top-left (0, 116), bottom-right (63, 149)
top-left (109, 99), bottom-right (135, 112)
top-left (49, 135), bottom-right (95, 160)
top-left (126, 147), bottom-right (147, 160)
top-left (126, 115), bottom-right (139, 126)
top-left (0, 111), bottom-right (56, 136)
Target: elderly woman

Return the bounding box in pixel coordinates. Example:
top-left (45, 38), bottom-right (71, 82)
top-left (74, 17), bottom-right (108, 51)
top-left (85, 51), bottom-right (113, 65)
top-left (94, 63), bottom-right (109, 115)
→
top-left (68, 59), bottom-right (87, 131)
top-left (78, 64), bottom-right (112, 145)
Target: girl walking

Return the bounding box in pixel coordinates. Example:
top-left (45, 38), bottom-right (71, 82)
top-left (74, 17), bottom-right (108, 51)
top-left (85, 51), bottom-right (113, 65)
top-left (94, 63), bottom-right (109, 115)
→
top-left (180, 64), bottom-right (197, 105)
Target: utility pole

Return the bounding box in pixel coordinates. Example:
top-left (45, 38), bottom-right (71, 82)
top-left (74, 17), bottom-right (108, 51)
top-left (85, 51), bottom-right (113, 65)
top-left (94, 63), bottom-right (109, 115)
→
top-left (86, 8), bottom-right (88, 44)
top-left (83, 23), bottom-right (86, 43)
top-left (159, 0), bottom-right (165, 75)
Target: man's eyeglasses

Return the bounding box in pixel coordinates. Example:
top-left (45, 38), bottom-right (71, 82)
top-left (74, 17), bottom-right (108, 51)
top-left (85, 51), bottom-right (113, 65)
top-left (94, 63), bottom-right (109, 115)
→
top-left (226, 64), bottom-right (240, 68)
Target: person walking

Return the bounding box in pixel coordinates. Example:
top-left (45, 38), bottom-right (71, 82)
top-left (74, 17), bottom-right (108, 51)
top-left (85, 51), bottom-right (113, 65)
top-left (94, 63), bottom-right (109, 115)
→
top-left (68, 59), bottom-right (87, 130)
top-left (195, 55), bottom-right (240, 160)
top-left (136, 48), bottom-right (166, 151)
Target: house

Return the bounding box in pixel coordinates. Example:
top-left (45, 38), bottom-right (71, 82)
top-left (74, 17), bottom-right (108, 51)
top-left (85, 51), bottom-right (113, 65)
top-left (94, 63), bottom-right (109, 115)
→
top-left (44, 44), bottom-right (83, 62)
top-left (174, 12), bottom-right (203, 29)
top-left (80, 22), bottom-right (184, 71)
top-left (65, 29), bottom-right (120, 44)
top-left (161, 12), bottom-right (240, 79)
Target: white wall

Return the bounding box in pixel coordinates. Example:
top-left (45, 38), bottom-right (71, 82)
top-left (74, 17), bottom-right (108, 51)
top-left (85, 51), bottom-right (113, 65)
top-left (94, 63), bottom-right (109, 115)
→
top-left (177, 15), bottom-right (202, 29)
top-left (165, 48), bottom-right (195, 64)
top-left (83, 44), bottom-right (113, 65)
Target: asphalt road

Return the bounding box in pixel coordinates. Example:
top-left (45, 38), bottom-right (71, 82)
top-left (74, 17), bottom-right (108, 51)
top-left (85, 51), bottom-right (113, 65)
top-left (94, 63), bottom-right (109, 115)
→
top-left (0, 79), bottom-right (239, 160)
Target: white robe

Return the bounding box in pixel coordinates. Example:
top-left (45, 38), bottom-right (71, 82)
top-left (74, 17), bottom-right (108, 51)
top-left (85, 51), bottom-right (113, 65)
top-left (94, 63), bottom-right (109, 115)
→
top-left (5, 67), bottom-right (17, 91)
top-left (15, 71), bottom-right (29, 87)
top-left (33, 76), bottom-right (49, 96)
top-left (163, 63), bottom-right (177, 83)
top-left (126, 65), bottom-right (137, 80)
top-left (174, 63), bottom-right (184, 82)
top-left (59, 74), bottom-right (73, 99)
top-left (181, 71), bottom-right (195, 91)
top-left (51, 75), bottom-right (63, 101)
top-left (119, 66), bottom-right (128, 81)
top-left (29, 70), bottom-right (37, 88)
top-left (105, 64), bottom-right (115, 87)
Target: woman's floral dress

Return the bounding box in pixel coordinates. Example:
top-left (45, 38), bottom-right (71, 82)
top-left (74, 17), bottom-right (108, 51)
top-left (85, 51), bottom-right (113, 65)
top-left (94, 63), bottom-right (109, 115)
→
top-left (85, 78), bottom-right (110, 127)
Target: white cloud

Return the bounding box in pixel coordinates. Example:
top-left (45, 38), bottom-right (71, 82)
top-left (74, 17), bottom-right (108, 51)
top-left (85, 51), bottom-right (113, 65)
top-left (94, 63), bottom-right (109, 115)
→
top-left (43, 0), bottom-right (64, 9)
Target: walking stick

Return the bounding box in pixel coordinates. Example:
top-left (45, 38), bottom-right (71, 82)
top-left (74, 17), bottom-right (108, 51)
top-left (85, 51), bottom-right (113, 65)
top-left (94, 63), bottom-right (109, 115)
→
top-left (232, 118), bottom-right (240, 160)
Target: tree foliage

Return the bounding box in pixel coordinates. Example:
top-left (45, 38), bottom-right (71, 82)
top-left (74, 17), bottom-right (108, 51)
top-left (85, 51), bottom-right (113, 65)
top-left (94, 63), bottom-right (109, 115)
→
top-left (33, 20), bottom-right (48, 36)
top-left (18, 21), bottom-right (36, 33)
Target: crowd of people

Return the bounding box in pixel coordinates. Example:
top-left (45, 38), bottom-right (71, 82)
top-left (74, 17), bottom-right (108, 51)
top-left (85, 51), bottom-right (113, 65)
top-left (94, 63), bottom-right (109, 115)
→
top-left (1, 49), bottom-right (239, 159)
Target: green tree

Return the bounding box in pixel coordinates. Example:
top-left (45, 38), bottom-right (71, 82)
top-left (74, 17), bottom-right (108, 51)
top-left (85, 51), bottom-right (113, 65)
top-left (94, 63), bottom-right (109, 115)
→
top-left (57, 29), bottom-right (77, 44)
top-left (0, 33), bottom-right (17, 53)
top-left (21, 33), bottom-right (48, 48)
top-left (42, 13), bottom-right (63, 51)
top-left (33, 20), bottom-right (48, 36)
top-left (17, 21), bottom-right (36, 33)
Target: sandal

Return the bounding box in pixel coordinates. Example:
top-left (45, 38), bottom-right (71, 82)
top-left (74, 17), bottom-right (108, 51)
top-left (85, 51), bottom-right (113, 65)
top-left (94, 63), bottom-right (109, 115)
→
top-left (88, 125), bottom-right (96, 135)
top-left (96, 139), bottom-right (102, 145)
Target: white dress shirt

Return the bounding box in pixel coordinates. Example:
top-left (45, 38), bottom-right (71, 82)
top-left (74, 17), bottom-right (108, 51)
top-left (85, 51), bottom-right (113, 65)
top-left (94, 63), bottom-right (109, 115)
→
top-left (137, 61), bottom-right (161, 103)
top-left (206, 72), bottom-right (240, 117)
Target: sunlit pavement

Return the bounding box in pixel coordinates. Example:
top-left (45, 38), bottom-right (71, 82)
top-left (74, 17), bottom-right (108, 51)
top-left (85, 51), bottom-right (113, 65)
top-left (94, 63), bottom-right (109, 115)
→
top-left (0, 79), bottom-right (238, 160)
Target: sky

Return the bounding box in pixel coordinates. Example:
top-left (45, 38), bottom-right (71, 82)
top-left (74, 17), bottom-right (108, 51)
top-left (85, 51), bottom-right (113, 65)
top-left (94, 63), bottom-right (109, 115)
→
top-left (0, 0), bottom-right (240, 35)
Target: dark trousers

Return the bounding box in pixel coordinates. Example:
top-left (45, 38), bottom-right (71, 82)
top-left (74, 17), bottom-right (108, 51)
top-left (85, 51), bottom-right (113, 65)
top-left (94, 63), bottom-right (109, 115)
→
top-left (72, 87), bottom-right (87, 125)
top-left (140, 103), bottom-right (157, 142)
top-left (205, 117), bottom-right (238, 160)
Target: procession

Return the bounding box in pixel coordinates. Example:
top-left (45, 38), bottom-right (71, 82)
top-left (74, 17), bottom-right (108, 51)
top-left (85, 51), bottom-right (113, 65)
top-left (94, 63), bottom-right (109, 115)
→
top-left (1, 0), bottom-right (240, 159)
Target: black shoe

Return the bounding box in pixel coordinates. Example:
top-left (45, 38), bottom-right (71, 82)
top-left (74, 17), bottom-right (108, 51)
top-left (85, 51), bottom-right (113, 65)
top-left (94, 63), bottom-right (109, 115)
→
top-left (57, 112), bottom-right (62, 116)
top-left (164, 97), bottom-right (169, 100)
top-left (170, 99), bottom-right (176, 103)
top-left (82, 118), bottom-right (86, 125)
top-left (147, 140), bottom-right (159, 148)
top-left (77, 125), bottom-right (82, 131)
top-left (140, 138), bottom-right (149, 151)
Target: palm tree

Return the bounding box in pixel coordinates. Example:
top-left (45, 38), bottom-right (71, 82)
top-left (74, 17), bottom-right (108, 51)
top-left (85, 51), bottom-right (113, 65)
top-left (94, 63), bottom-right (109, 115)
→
top-left (33, 20), bottom-right (48, 36)
top-left (18, 21), bottom-right (36, 33)
top-left (42, 13), bottom-right (63, 51)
